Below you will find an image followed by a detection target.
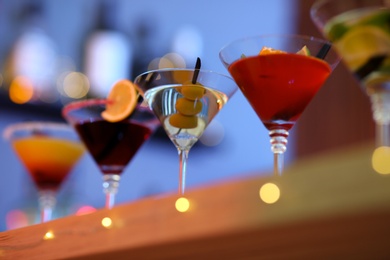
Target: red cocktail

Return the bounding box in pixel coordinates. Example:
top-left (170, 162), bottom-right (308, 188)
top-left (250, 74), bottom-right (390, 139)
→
top-left (220, 35), bottom-right (340, 176)
top-left (229, 53), bottom-right (331, 130)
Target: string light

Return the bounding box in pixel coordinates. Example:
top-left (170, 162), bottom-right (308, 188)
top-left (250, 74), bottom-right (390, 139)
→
top-left (372, 146), bottom-right (390, 174)
top-left (175, 197), bottom-right (190, 212)
top-left (43, 231), bottom-right (55, 240)
top-left (259, 182), bottom-right (281, 204)
top-left (101, 217), bottom-right (113, 228)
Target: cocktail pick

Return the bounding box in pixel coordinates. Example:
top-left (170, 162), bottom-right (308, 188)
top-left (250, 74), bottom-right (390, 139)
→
top-left (192, 57), bottom-right (201, 84)
top-left (316, 43), bottom-right (331, 59)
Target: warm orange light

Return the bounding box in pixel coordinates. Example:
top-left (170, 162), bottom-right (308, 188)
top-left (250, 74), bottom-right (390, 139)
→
top-left (43, 231), bottom-right (55, 240)
top-left (101, 217), bottom-right (113, 228)
top-left (259, 182), bottom-right (280, 204)
top-left (175, 197), bottom-right (190, 212)
top-left (372, 146), bottom-right (390, 174)
top-left (9, 76), bottom-right (34, 104)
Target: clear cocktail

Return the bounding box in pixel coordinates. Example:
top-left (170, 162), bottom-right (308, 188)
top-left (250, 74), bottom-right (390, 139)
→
top-left (134, 68), bottom-right (238, 195)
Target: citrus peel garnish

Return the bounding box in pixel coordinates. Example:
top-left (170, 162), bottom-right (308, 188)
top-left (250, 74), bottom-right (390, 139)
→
top-left (259, 46), bottom-right (311, 56)
top-left (296, 45), bottom-right (311, 56)
top-left (259, 46), bottom-right (286, 55)
top-left (101, 79), bottom-right (139, 122)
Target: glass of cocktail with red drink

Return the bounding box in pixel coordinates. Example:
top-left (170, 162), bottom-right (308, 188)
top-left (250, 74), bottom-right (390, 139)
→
top-left (3, 121), bottom-right (85, 222)
top-left (219, 34), bottom-right (340, 176)
top-left (62, 80), bottom-right (160, 209)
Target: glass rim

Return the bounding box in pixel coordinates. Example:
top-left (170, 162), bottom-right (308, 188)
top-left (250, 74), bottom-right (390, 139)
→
top-left (61, 98), bottom-right (159, 127)
top-left (62, 98), bottom-right (108, 118)
top-left (219, 33), bottom-right (332, 53)
top-left (311, 0), bottom-right (388, 11)
top-left (3, 121), bottom-right (73, 140)
top-left (133, 67), bottom-right (234, 82)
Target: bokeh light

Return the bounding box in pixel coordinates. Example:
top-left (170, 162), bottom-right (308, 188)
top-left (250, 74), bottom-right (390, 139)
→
top-left (76, 205), bottom-right (96, 216)
top-left (158, 57), bottom-right (175, 69)
top-left (175, 197), bottom-right (190, 212)
top-left (6, 209), bottom-right (29, 230)
top-left (372, 146), bottom-right (390, 174)
top-left (163, 53), bottom-right (186, 68)
top-left (147, 53), bottom-right (187, 71)
top-left (259, 182), bottom-right (280, 204)
top-left (199, 120), bottom-right (225, 147)
top-left (9, 76), bottom-right (34, 104)
top-left (60, 72), bottom-right (90, 99)
top-left (43, 231), bottom-right (55, 240)
top-left (101, 217), bottom-right (113, 228)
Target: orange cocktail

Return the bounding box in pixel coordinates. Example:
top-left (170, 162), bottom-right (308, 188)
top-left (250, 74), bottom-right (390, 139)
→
top-left (12, 136), bottom-right (84, 190)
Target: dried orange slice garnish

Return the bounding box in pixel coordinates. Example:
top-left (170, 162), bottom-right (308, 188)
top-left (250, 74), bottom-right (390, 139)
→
top-left (101, 79), bottom-right (139, 122)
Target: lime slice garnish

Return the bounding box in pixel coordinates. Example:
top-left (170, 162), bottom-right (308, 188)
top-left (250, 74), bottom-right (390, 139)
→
top-left (356, 9), bottom-right (390, 32)
top-left (335, 26), bottom-right (390, 70)
top-left (296, 45), bottom-right (310, 56)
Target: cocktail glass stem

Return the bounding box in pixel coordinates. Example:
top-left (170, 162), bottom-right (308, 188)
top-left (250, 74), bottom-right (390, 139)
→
top-left (102, 174), bottom-right (120, 209)
top-left (38, 190), bottom-right (56, 223)
top-left (376, 124), bottom-right (390, 147)
top-left (269, 129), bottom-right (289, 176)
top-left (178, 148), bottom-right (189, 195)
top-left (370, 92), bottom-right (390, 147)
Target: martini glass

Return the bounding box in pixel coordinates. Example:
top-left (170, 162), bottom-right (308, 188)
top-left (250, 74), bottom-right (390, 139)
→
top-left (62, 99), bottom-right (159, 209)
top-left (134, 68), bottom-right (238, 195)
top-left (3, 122), bottom-right (85, 223)
top-left (219, 34), bottom-right (340, 176)
top-left (311, 0), bottom-right (390, 148)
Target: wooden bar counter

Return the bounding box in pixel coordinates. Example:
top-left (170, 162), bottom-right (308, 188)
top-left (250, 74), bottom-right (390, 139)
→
top-left (1, 142), bottom-right (390, 259)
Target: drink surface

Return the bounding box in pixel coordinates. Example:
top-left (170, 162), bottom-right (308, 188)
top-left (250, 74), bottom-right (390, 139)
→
top-left (324, 7), bottom-right (390, 90)
top-left (12, 136), bottom-right (84, 190)
top-left (229, 53), bottom-right (331, 130)
top-left (75, 120), bottom-right (152, 174)
top-left (145, 85), bottom-right (228, 149)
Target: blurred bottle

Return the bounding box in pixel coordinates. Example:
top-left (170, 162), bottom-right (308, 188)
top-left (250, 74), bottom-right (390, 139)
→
top-left (3, 0), bottom-right (59, 104)
top-left (83, 0), bottom-right (133, 98)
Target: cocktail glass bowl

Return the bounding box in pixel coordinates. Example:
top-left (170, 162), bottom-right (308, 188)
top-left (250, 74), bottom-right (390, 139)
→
top-left (62, 99), bottom-right (159, 209)
top-left (3, 121), bottom-right (85, 222)
top-left (134, 68), bottom-right (238, 195)
top-left (219, 34), bottom-right (340, 175)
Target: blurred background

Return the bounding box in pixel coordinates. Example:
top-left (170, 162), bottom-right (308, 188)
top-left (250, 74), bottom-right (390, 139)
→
top-left (0, 0), bottom-right (374, 231)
